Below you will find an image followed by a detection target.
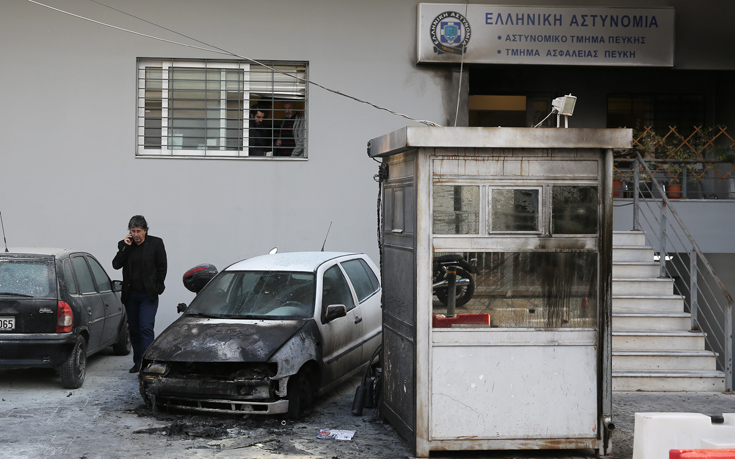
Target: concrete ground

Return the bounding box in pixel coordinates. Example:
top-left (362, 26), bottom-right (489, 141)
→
top-left (1, 350), bottom-right (734, 459)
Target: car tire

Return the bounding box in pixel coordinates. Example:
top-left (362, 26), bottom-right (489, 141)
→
top-left (112, 318), bottom-right (132, 356)
top-left (59, 335), bottom-right (87, 389)
top-left (287, 367), bottom-right (315, 419)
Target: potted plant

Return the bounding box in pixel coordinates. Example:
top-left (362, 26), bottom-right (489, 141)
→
top-left (715, 148), bottom-right (735, 199)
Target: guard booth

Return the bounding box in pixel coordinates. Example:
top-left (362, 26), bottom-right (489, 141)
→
top-left (368, 127), bottom-right (631, 457)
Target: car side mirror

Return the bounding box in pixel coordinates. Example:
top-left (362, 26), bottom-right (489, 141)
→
top-left (112, 280), bottom-right (123, 292)
top-left (325, 304), bottom-right (347, 322)
top-left (183, 263), bottom-right (218, 294)
top-left (176, 303), bottom-right (188, 314)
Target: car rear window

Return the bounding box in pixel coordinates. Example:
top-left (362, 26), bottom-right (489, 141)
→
top-left (0, 258), bottom-right (56, 298)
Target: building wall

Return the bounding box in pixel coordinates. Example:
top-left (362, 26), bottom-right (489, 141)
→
top-left (0, 0), bottom-right (457, 332)
top-left (3, 0), bottom-right (734, 332)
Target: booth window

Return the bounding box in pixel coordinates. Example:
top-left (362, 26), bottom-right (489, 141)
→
top-left (433, 251), bottom-right (598, 329)
top-left (137, 58), bottom-right (307, 158)
top-left (552, 186), bottom-right (598, 234)
top-left (432, 185), bottom-right (480, 234)
top-left (490, 188), bottom-right (540, 232)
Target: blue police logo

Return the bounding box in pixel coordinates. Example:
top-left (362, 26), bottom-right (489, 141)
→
top-left (430, 11), bottom-right (471, 55)
top-left (440, 21), bottom-right (460, 44)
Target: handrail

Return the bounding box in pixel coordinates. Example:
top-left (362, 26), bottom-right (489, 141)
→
top-left (629, 152), bottom-right (733, 392)
top-left (634, 152), bottom-right (734, 304)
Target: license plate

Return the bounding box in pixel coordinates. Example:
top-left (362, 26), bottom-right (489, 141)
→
top-left (0, 316), bottom-right (15, 331)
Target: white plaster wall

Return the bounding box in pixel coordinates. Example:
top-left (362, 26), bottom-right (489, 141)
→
top-left (0, 0), bottom-right (452, 332)
top-left (613, 200), bottom-right (735, 254)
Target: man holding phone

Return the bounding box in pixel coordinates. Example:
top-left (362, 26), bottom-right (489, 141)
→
top-left (112, 215), bottom-right (167, 373)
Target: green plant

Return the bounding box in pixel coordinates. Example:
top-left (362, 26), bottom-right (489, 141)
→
top-left (715, 148), bottom-right (735, 164)
top-left (632, 126), bottom-right (733, 184)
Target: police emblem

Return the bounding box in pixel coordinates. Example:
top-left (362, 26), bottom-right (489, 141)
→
top-left (430, 11), bottom-right (471, 55)
top-left (440, 22), bottom-right (460, 44)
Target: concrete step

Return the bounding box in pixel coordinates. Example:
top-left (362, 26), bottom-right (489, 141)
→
top-left (613, 312), bottom-right (692, 332)
top-left (613, 350), bottom-right (718, 371)
top-left (613, 262), bottom-right (660, 279)
top-left (613, 246), bottom-right (655, 263)
top-left (613, 295), bottom-right (685, 313)
top-left (613, 330), bottom-right (706, 350)
top-left (612, 370), bottom-right (726, 392)
top-left (612, 278), bottom-right (675, 296)
top-left (613, 231), bottom-right (647, 247)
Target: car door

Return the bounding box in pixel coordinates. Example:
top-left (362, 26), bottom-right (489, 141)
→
top-left (70, 255), bottom-right (105, 351)
top-left (317, 263), bottom-right (363, 384)
top-left (339, 257), bottom-right (382, 363)
top-left (86, 255), bottom-right (122, 347)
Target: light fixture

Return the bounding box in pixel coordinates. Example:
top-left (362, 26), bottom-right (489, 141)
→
top-left (552, 94), bottom-right (577, 128)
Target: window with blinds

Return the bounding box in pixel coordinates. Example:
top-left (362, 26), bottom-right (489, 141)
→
top-left (137, 59), bottom-right (307, 158)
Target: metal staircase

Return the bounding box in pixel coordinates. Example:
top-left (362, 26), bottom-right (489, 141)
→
top-left (612, 230), bottom-right (726, 391)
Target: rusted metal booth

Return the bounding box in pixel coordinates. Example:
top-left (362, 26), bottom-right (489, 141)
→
top-left (368, 127), bottom-right (631, 457)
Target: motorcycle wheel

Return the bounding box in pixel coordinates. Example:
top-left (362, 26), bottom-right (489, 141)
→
top-left (435, 267), bottom-right (475, 307)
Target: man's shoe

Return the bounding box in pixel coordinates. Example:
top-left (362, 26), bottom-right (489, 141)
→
top-left (129, 363), bottom-right (141, 373)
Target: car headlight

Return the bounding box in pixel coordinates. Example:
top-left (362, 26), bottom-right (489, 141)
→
top-left (142, 362), bottom-right (169, 375)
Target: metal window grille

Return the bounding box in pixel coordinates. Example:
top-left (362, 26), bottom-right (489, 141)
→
top-left (137, 58), bottom-right (307, 158)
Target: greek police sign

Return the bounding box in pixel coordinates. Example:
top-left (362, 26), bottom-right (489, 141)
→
top-left (430, 11), bottom-right (471, 55)
top-left (418, 3), bottom-right (674, 66)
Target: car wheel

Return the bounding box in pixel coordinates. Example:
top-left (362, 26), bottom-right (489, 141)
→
top-left (59, 335), bottom-right (87, 389)
top-left (112, 318), bottom-right (132, 356)
top-left (287, 367), bottom-right (315, 419)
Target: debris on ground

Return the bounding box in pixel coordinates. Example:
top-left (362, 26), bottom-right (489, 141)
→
top-left (317, 429), bottom-right (356, 440)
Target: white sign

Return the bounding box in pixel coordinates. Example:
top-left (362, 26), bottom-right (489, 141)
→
top-left (418, 4), bottom-right (674, 66)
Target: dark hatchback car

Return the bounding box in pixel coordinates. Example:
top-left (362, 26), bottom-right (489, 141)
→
top-left (0, 248), bottom-right (131, 388)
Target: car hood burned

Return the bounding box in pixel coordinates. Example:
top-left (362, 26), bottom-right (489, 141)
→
top-left (143, 316), bottom-right (311, 363)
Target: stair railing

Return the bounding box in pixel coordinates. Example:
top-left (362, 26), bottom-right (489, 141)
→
top-left (627, 152), bottom-right (733, 392)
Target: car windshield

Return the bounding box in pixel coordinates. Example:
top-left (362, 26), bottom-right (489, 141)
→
top-left (0, 258), bottom-right (56, 298)
top-left (186, 270), bottom-right (316, 320)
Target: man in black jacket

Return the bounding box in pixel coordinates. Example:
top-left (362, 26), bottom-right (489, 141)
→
top-left (112, 215), bottom-right (167, 373)
top-left (248, 104), bottom-right (271, 156)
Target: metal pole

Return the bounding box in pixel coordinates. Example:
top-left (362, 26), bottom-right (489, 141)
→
top-left (726, 301), bottom-right (733, 392)
top-left (633, 160), bottom-right (640, 231)
top-left (690, 250), bottom-right (699, 331)
top-left (682, 167), bottom-right (688, 199)
top-left (659, 202), bottom-right (667, 278)
top-left (446, 268), bottom-right (456, 318)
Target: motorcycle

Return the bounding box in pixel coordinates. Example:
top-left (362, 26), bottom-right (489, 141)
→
top-left (433, 254), bottom-right (477, 307)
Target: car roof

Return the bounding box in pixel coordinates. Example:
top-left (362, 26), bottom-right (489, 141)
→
top-left (1, 247), bottom-right (75, 257)
top-left (225, 251), bottom-right (361, 273)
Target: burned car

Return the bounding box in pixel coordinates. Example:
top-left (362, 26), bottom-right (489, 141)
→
top-left (139, 251), bottom-right (382, 417)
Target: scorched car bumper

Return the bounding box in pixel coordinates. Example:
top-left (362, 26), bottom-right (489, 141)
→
top-left (139, 374), bottom-right (289, 415)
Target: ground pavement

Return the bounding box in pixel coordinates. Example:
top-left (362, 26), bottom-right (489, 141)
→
top-left (1, 350), bottom-right (734, 458)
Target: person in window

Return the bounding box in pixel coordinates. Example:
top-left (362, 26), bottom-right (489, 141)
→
top-left (275, 101), bottom-right (305, 157)
top-left (112, 215), bottom-right (167, 374)
top-left (248, 104), bottom-right (272, 156)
